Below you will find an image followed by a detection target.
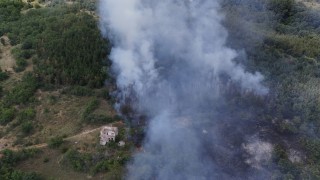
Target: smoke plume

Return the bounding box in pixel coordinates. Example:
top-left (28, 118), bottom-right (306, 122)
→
top-left (99, 0), bottom-right (268, 179)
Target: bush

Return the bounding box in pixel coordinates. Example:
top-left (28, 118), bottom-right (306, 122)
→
top-left (92, 161), bottom-right (109, 174)
top-left (62, 86), bottom-right (93, 96)
top-left (0, 148), bottom-right (43, 180)
top-left (0, 0), bottom-right (24, 22)
top-left (43, 158), bottom-right (49, 163)
top-left (0, 108), bottom-right (15, 125)
top-left (21, 121), bottom-right (33, 134)
top-left (1, 149), bottom-right (40, 166)
top-left (21, 40), bottom-right (33, 50)
top-left (64, 149), bottom-right (92, 172)
top-left (48, 136), bottom-right (64, 148)
top-left (5, 73), bottom-right (38, 105)
top-left (82, 98), bottom-right (99, 120)
top-left (17, 108), bottom-right (36, 122)
top-left (0, 38), bottom-right (5, 45)
top-left (84, 114), bottom-right (115, 124)
top-left (20, 50), bottom-right (33, 59)
top-left (63, 149), bottom-right (127, 175)
top-left (9, 171), bottom-right (43, 180)
top-left (0, 71), bottom-right (9, 81)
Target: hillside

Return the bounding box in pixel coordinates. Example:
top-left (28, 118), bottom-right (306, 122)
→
top-left (1, 0), bottom-right (320, 179)
top-left (0, 0), bottom-right (130, 179)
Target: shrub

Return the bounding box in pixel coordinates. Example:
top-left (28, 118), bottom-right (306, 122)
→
top-left (17, 108), bottom-right (36, 122)
top-left (82, 98), bottom-right (99, 120)
top-left (62, 86), bottom-right (93, 96)
top-left (0, 71), bottom-right (9, 81)
top-left (64, 149), bottom-right (91, 172)
top-left (43, 158), bottom-right (49, 163)
top-left (84, 114), bottom-right (115, 124)
top-left (0, 38), bottom-right (5, 45)
top-left (5, 73), bottom-right (38, 105)
top-left (48, 136), bottom-right (64, 148)
top-left (21, 121), bottom-right (33, 134)
top-left (20, 50), bottom-right (33, 59)
top-left (92, 161), bottom-right (109, 174)
top-left (0, 148), bottom-right (43, 180)
top-left (1, 148), bottom-right (40, 166)
top-left (21, 40), bottom-right (33, 50)
top-left (0, 108), bottom-right (15, 125)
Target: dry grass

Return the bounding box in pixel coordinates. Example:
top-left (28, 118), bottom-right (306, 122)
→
top-left (16, 123), bottom-right (122, 179)
top-left (0, 89), bottom-right (117, 151)
top-left (31, 91), bottom-right (116, 143)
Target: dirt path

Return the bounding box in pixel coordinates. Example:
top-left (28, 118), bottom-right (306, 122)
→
top-left (2, 126), bottom-right (102, 151)
top-left (29, 126), bottom-right (102, 149)
top-left (65, 126), bottom-right (101, 141)
top-left (0, 36), bottom-right (16, 72)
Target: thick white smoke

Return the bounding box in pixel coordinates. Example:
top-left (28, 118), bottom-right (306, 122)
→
top-left (99, 0), bottom-right (268, 179)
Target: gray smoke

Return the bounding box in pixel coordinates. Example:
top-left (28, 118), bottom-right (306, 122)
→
top-left (99, 0), bottom-right (268, 179)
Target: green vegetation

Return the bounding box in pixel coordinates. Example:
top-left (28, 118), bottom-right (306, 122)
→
top-left (0, 0), bottom-right (119, 179)
top-left (48, 136), bottom-right (64, 149)
top-left (62, 85), bottom-right (93, 96)
top-left (63, 149), bottom-right (128, 176)
top-left (0, 0), bottom-right (23, 24)
top-left (0, 70), bottom-right (9, 81)
top-left (11, 47), bottom-right (33, 72)
top-left (81, 98), bottom-right (118, 124)
top-left (17, 108), bottom-right (36, 122)
top-left (0, 106), bottom-right (15, 125)
top-left (82, 98), bottom-right (99, 119)
top-left (0, 149), bottom-right (43, 180)
top-left (85, 114), bottom-right (117, 124)
top-left (0, 0), bottom-right (110, 87)
top-left (4, 73), bottom-right (38, 105)
top-left (21, 121), bottom-right (33, 134)
top-left (2, 0), bottom-right (320, 179)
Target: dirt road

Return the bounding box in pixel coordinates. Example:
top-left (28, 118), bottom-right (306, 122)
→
top-left (2, 126), bottom-right (102, 151)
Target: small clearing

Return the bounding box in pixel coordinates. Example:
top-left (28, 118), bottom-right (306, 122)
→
top-left (0, 36), bottom-right (16, 72)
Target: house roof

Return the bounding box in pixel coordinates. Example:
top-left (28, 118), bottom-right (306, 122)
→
top-left (100, 126), bottom-right (118, 135)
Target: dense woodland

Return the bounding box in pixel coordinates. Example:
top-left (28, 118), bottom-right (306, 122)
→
top-left (0, 0), bottom-right (110, 87)
top-left (1, 0), bottom-right (320, 179)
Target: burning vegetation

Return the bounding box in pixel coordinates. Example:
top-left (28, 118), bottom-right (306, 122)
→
top-left (0, 0), bottom-right (320, 179)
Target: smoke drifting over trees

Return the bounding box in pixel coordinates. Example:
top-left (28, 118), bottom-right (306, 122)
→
top-left (99, 0), bottom-right (270, 179)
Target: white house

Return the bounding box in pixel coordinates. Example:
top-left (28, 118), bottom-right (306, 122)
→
top-left (100, 126), bottom-right (118, 145)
